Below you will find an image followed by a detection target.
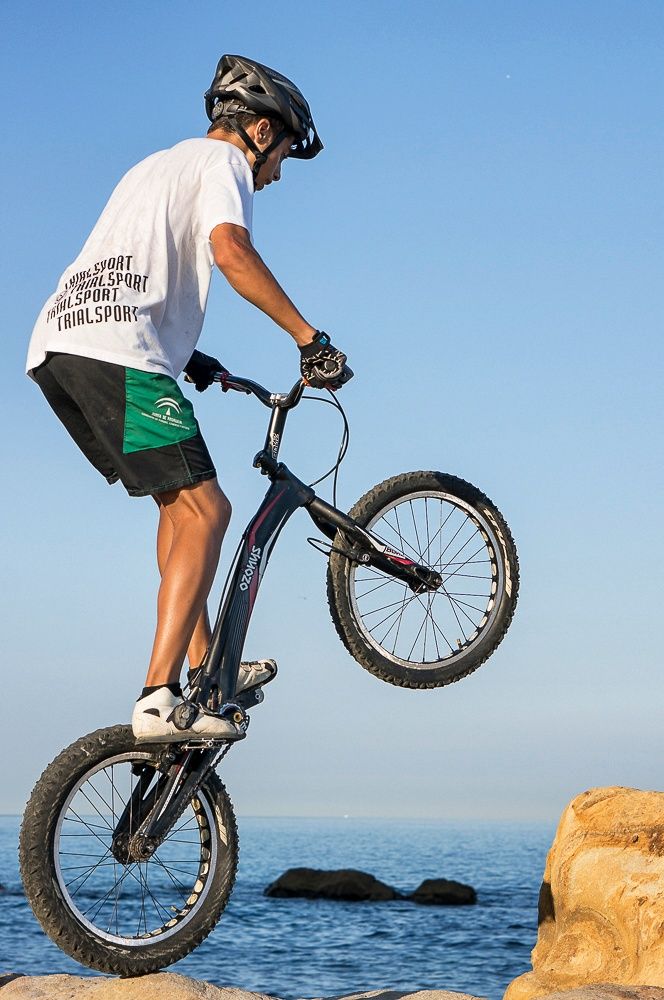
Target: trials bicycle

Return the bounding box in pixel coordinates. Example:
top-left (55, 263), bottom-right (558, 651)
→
top-left (20, 369), bottom-right (519, 975)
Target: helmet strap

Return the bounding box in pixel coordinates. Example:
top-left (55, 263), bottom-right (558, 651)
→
top-left (233, 121), bottom-right (289, 188)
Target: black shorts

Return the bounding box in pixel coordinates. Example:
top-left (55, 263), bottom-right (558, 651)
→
top-left (33, 353), bottom-right (217, 497)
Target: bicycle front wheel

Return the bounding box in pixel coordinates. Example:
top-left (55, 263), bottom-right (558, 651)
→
top-left (20, 725), bottom-right (238, 975)
top-left (327, 471), bottom-right (519, 688)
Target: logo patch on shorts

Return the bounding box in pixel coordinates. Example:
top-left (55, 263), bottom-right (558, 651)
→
top-left (123, 371), bottom-right (198, 454)
top-left (155, 396), bottom-right (183, 416)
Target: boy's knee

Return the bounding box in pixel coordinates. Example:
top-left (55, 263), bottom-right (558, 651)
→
top-left (196, 481), bottom-right (230, 539)
top-left (212, 490), bottom-right (231, 535)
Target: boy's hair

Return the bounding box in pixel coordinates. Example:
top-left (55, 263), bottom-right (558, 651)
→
top-left (207, 110), bottom-right (284, 138)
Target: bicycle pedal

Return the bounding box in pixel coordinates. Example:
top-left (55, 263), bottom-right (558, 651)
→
top-left (180, 738), bottom-right (230, 750)
top-left (235, 687), bottom-right (264, 710)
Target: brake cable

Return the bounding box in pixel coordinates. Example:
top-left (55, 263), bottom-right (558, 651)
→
top-left (302, 387), bottom-right (350, 508)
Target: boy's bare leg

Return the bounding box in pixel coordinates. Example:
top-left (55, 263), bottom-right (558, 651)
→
top-left (154, 495), bottom-right (215, 669)
top-left (145, 478), bottom-right (231, 688)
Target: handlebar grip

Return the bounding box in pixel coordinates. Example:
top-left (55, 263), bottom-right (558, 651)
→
top-left (312, 360), bottom-right (353, 387)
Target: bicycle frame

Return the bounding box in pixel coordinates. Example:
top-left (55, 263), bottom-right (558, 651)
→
top-left (113, 372), bottom-right (443, 855)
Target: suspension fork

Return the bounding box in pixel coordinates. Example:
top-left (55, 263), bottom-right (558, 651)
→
top-left (111, 746), bottom-right (219, 862)
top-left (306, 496), bottom-right (443, 593)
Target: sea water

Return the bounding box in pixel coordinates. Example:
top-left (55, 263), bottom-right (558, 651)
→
top-left (0, 815), bottom-right (553, 999)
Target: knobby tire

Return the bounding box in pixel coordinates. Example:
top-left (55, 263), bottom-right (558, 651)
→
top-left (19, 725), bottom-right (238, 976)
top-left (327, 471), bottom-right (519, 688)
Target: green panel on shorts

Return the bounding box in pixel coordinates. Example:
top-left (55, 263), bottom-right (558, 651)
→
top-left (123, 369), bottom-right (198, 454)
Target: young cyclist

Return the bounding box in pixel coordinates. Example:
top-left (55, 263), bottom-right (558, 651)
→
top-left (26, 54), bottom-right (350, 743)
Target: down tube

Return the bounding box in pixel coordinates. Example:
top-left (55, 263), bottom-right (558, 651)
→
top-left (205, 478), bottom-right (310, 703)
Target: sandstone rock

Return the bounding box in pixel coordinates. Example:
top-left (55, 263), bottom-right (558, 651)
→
top-left (264, 867), bottom-right (401, 900)
top-left (324, 992), bottom-right (483, 1000)
top-left (409, 878), bottom-right (476, 906)
top-left (0, 978), bottom-right (482, 1000)
top-left (504, 787), bottom-right (664, 1000)
top-left (540, 988), bottom-right (664, 1000)
top-left (0, 974), bottom-right (24, 987)
top-left (0, 972), bottom-right (272, 998)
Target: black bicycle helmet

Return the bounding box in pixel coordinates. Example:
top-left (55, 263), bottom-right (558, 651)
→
top-left (205, 54), bottom-right (323, 164)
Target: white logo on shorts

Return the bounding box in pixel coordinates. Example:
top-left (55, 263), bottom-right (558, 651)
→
top-left (155, 396), bottom-right (183, 418)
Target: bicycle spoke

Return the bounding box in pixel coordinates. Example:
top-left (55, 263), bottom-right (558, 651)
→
top-left (371, 599), bottom-right (413, 636)
top-left (358, 595), bottom-right (419, 618)
top-left (391, 588), bottom-right (410, 655)
top-left (440, 540), bottom-right (487, 578)
top-left (64, 853), bottom-right (114, 892)
top-left (134, 862), bottom-right (172, 927)
top-left (377, 608), bottom-right (407, 648)
top-left (66, 809), bottom-right (113, 850)
top-left (76, 788), bottom-right (115, 832)
top-left (422, 591), bottom-right (431, 661)
top-left (80, 770), bottom-right (122, 824)
top-left (375, 516), bottom-right (424, 563)
top-left (413, 590), bottom-right (457, 654)
top-left (439, 585), bottom-right (469, 643)
top-left (110, 866), bottom-right (122, 937)
top-left (438, 532), bottom-right (483, 576)
top-left (447, 595), bottom-right (487, 622)
top-left (409, 500), bottom-right (423, 557)
top-left (428, 594), bottom-right (442, 660)
top-left (81, 864), bottom-right (136, 920)
top-left (437, 518), bottom-right (468, 565)
top-left (151, 854), bottom-right (191, 904)
top-left (421, 500), bottom-right (456, 566)
top-left (354, 578), bottom-right (393, 598)
top-left (407, 603), bottom-right (429, 661)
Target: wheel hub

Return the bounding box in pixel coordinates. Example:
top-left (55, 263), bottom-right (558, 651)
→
top-left (128, 834), bottom-right (159, 861)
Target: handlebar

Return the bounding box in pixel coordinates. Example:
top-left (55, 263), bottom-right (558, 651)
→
top-left (212, 370), bottom-right (306, 410)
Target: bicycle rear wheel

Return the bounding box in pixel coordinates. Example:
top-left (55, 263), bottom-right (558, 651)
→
top-left (327, 471), bottom-right (519, 688)
top-left (20, 725), bottom-right (238, 975)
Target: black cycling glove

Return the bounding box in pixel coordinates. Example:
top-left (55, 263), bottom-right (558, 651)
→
top-left (299, 331), bottom-right (352, 390)
top-left (183, 350), bottom-right (225, 392)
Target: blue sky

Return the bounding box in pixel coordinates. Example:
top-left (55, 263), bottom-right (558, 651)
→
top-left (1, 0), bottom-right (663, 819)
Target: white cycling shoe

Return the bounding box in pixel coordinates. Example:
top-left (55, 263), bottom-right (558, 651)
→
top-left (132, 688), bottom-right (244, 744)
top-left (187, 658), bottom-right (278, 696)
top-left (236, 658), bottom-right (278, 693)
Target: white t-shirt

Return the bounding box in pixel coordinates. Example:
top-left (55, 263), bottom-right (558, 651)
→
top-left (27, 138), bottom-right (254, 378)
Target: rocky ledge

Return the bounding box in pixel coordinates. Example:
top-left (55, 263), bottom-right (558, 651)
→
top-left (4, 975), bottom-right (664, 1000)
top-left (0, 976), bottom-right (482, 999)
top-left (264, 868), bottom-right (476, 904)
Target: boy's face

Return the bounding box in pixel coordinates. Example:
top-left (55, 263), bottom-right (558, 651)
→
top-left (254, 135), bottom-right (293, 191)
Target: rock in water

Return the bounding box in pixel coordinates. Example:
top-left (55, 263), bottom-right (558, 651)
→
top-left (505, 786), bottom-right (664, 1000)
top-left (264, 867), bottom-right (401, 900)
top-left (409, 878), bottom-right (476, 905)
